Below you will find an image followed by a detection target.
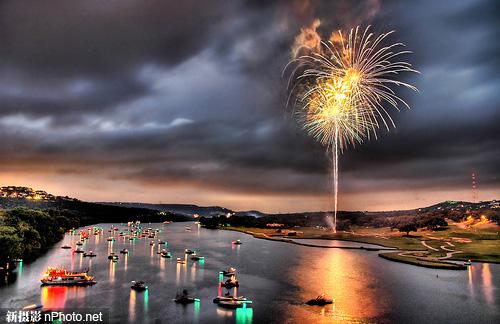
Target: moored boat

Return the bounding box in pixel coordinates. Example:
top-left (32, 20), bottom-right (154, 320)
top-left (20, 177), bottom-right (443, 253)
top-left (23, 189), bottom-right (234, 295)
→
top-left (161, 251), bottom-right (172, 258)
top-left (131, 281), bottom-right (148, 291)
top-left (306, 294), bottom-right (334, 306)
top-left (221, 267), bottom-right (236, 277)
top-left (213, 295), bottom-right (247, 303)
top-left (40, 267), bottom-right (96, 286)
top-left (174, 290), bottom-right (198, 304)
top-left (83, 251), bottom-right (96, 257)
top-left (217, 300), bottom-right (250, 309)
top-left (191, 254), bottom-right (204, 261)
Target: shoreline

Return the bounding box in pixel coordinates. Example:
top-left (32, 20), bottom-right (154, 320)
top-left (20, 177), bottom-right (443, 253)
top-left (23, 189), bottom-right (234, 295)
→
top-left (223, 227), bottom-right (471, 270)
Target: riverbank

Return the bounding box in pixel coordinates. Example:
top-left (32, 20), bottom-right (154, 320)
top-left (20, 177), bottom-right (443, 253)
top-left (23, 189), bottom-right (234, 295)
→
top-left (224, 225), bottom-right (500, 270)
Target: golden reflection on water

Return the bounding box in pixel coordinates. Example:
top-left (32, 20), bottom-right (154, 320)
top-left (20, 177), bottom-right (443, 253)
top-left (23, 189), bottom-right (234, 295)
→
top-left (468, 265), bottom-right (475, 297)
top-left (128, 289), bottom-right (136, 323)
top-left (124, 253), bottom-right (128, 271)
top-left (109, 260), bottom-right (115, 283)
top-left (286, 249), bottom-right (387, 323)
top-left (482, 264), bottom-right (493, 305)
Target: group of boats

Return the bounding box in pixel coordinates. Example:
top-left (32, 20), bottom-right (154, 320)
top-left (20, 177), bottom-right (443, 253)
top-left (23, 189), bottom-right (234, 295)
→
top-left (213, 267), bottom-right (251, 308)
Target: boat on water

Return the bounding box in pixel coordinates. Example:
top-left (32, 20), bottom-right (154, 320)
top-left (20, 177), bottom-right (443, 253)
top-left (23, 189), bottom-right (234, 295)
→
top-left (157, 240), bottom-right (166, 245)
top-left (40, 267), bottom-right (96, 286)
top-left (158, 249), bottom-right (167, 254)
top-left (217, 300), bottom-right (250, 309)
top-left (174, 290), bottom-right (198, 304)
top-left (213, 295), bottom-right (247, 303)
top-left (464, 259), bottom-right (472, 266)
top-left (83, 251), bottom-right (96, 257)
top-left (191, 254), bottom-right (204, 261)
top-left (176, 258), bottom-right (186, 264)
top-left (106, 237), bottom-right (114, 242)
top-left (61, 245), bottom-right (72, 249)
top-left (120, 249), bottom-right (129, 254)
top-left (22, 304), bottom-right (43, 311)
top-left (76, 241), bottom-right (83, 246)
top-left (161, 251), bottom-right (172, 258)
top-left (184, 249), bottom-right (195, 255)
top-left (305, 294), bottom-right (334, 306)
top-left (221, 267), bottom-right (236, 277)
top-left (150, 241), bottom-right (155, 246)
top-left (221, 278), bottom-right (239, 289)
top-left (74, 248), bottom-right (84, 254)
top-left (185, 227), bottom-right (192, 231)
top-left (108, 253), bottom-right (119, 261)
top-left (232, 239), bottom-right (242, 245)
top-left (131, 281), bottom-right (148, 291)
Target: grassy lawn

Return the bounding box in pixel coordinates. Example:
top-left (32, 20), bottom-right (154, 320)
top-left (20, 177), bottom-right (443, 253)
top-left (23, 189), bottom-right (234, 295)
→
top-left (226, 223), bottom-right (500, 269)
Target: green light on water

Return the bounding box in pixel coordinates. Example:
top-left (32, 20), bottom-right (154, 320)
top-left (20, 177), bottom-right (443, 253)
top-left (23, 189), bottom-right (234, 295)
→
top-left (144, 289), bottom-right (149, 312)
top-left (199, 258), bottom-right (205, 266)
top-left (18, 261), bottom-right (23, 276)
top-left (236, 306), bottom-right (253, 324)
top-left (218, 272), bottom-right (223, 282)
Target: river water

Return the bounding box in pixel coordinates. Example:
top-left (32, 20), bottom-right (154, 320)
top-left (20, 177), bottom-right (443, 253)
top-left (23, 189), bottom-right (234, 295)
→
top-left (0, 222), bottom-right (498, 323)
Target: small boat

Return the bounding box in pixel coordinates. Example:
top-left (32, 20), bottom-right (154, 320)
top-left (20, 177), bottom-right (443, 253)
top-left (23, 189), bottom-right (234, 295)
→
top-left (76, 241), bottom-right (83, 246)
top-left (61, 245), bottom-right (72, 249)
top-left (217, 300), bottom-right (249, 309)
top-left (185, 227), bottom-right (192, 231)
top-left (83, 251), bottom-right (96, 257)
top-left (464, 259), bottom-right (472, 266)
top-left (221, 278), bottom-right (239, 289)
top-left (174, 290), bottom-right (198, 304)
top-left (232, 239), bottom-right (242, 245)
top-left (11, 258), bottom-right (23, 263)
top-left (150, 241), bottom-right (155, 246)
top-left (222, 267), bottom-right (236, 277)
top-left (120, 249), bottom-right (129, 254)
top-left (161, 252), bottom-right (172, 258)
top-left (158, 249), bottom-right (167, 255)
top-left (74, 248), bottom-right (85, 254)
top-left (184, 249), bottom-right (195, 255)
top-left (131, 281), bottom-right (148, 291)
top-left (176, 258), bottom-right (186, 264)
top-left (306, 294), bottom-right (334, 306)
top-left (107, 237), bottom-right (114, 242)
top-left (22, 304), bottom-right (43, 310)
top-left (128, 237), bottom-right (135, 241)
top-left (108, 253), bottom-right (119, 261)
top-left (191, 254), bottom-right (204, 261)
top-left (157, 240), bottom-right (166, 245)
top-left (213, 295), bottom-right (247, 303)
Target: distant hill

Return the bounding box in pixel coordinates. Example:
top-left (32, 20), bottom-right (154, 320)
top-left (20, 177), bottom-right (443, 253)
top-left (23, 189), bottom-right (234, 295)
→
top-left (97, 202), bottom-right (232, 217)
top-left (0, 197), bottom-right (192, 224)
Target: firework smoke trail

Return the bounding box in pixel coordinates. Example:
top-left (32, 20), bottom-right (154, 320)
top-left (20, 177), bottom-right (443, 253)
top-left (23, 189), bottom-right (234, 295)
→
top-left (285, 26), bottom-right (418, 232)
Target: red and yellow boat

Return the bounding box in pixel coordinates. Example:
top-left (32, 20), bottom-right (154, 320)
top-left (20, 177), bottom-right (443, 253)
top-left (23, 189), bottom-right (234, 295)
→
top-left (40, 267), bottom-right (96, 286)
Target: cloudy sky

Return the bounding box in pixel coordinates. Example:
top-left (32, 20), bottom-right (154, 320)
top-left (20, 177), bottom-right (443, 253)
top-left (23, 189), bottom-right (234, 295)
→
top-left (0, 0), bottom-right (498, 212)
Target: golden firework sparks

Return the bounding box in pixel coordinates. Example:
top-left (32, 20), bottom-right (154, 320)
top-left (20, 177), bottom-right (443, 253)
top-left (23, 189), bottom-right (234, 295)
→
top-left (285, 26), bottom-right (418, 232)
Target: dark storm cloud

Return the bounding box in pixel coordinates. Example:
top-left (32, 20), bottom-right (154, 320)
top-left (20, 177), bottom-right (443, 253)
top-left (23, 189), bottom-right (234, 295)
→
top-left (0, 0), bottom-right (498, 208)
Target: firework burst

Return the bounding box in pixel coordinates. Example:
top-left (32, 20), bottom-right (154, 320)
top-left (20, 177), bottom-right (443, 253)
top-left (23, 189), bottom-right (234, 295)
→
top-left (285, 26), bottom-right (418, 232)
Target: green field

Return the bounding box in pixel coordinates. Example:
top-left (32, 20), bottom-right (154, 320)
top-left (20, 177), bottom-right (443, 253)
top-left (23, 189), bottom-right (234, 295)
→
top-left (226, 223), bottom-right (500, 269)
